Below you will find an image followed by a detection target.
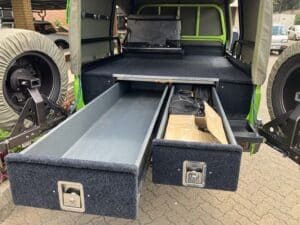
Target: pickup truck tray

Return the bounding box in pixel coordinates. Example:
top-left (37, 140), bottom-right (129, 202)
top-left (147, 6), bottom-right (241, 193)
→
top-left (6, 82), bottom-right (168, 219)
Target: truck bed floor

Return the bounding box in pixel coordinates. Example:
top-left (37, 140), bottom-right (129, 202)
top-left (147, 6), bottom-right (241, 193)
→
top-left (84, 55), bottom-right (251, 84)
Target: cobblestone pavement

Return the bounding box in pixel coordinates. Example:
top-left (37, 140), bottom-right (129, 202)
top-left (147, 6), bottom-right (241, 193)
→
top-left (1, 56), bottom-right (300, 225)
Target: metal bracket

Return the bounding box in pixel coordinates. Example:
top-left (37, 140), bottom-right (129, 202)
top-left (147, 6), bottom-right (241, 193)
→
top-left (0, 87), bottom-right (68, 160)
top-left (259, 104), bottom-right (300, 165)
top-left (113, 74), bottom-right (219, 86)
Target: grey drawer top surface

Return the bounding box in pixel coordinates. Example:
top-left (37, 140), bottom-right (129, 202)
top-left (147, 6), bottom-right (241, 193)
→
top-left (62, 90), bottom-right (162, 165)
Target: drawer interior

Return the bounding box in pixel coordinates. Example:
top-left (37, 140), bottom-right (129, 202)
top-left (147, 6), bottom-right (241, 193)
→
top-left (21, 82), bottom-right (168, 168)
top-left (62, 90), bottom-right (161, 164)
top-left (157, 85), bottom-right (236, 145)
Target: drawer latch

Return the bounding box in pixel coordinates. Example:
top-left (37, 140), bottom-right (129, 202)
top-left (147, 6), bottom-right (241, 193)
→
top-left (182, 161), bottom-right (207, 188)
top-left (58, 181), bottom-right (85, 213)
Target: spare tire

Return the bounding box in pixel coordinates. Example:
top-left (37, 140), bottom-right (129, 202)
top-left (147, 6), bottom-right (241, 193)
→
top-left (267, 43), bottom-right (300, 119)
top-left (0, 29), bottom-right (68, 131)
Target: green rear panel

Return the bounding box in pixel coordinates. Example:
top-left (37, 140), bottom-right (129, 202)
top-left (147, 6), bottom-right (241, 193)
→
top-left (138, 4), bottom-right (226, 44)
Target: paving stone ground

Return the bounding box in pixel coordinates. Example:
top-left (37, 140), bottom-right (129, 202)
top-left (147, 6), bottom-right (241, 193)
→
top-left (1, 55), bottom-right (300, 225)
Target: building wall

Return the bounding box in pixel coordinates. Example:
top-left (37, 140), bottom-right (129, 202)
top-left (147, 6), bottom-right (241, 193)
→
top-left (33, 10), bottom-right (67, 26)
top-left (273, 13), bottom-right (296, 28)
top-left (273, 8), bottom-right (300, 28)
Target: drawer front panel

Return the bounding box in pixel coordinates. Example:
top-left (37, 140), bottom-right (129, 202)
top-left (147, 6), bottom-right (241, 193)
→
top-left (7, 156), bottom-right (139, 219)
top-left (152, 139), bottom-right (242, 191)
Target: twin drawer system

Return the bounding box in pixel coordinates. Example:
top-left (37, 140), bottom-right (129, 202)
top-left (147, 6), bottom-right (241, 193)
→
top-left (7, 79), bottom-right (244, 219)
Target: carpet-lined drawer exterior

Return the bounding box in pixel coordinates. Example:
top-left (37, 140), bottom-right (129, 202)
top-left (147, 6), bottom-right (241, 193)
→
top-left (152, 139), bottom-right (242, 191)
top-left (152, 85), bottom-right (243, 191)
top-left (6, 156), bottom-right (139, 219)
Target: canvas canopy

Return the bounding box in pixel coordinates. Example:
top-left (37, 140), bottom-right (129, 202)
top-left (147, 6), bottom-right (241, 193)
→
top-left (238, 0), bottom-right (272, 85)
top-left (70, 0), bottom-right (272, 85)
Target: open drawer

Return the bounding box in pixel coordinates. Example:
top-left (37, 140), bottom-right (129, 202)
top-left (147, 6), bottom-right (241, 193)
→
top-left (152, 86), bottom-right (243, 191)
top-left (6, 82), bottom-right (168, 219)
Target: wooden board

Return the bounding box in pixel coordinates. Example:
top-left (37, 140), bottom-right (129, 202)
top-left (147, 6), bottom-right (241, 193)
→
top-left (164, 102), bottom-right (228, 144)
top-left (203, 102), bottom-right (228, 144)
top-left (164, 115), bottom-right (218, 143)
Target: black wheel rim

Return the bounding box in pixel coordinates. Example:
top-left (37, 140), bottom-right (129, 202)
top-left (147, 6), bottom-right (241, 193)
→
top-left (3, 51), bottom-right (61, 113)
top-left (280, 64), bottom-right (300, 113)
